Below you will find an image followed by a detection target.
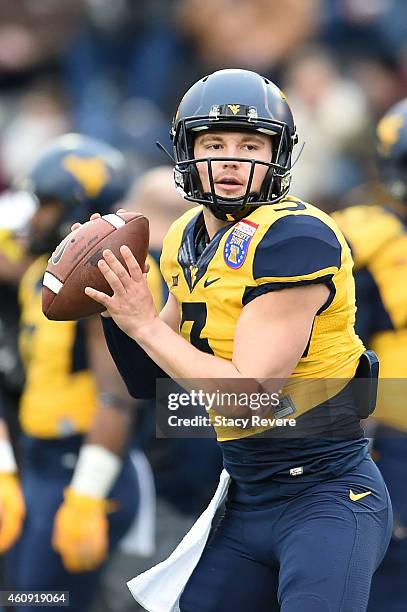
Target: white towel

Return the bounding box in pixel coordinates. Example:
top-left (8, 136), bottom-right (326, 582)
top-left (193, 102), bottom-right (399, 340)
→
top-left (119, 449), bottom-right (156, 557)
top-left (127, 469), bottom-right (231, 612)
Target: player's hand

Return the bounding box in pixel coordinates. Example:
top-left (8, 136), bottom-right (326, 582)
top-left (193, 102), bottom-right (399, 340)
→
top-left (70, 212), bottom-right (102, 232)
top-left (84, 245), bottom-right (157, 339)
top-left (0, 472), bottom-right (25, 553)
top-left (52, 488), bottom-right (111, 573)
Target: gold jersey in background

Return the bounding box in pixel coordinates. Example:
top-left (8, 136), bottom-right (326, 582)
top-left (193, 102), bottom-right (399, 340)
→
top-left (0, 229), bottom-right (25, 263)
top-left (333, 205), bottom-right (407, 432)
top-left (161, 197), bottom-right (364, 441)
top-left (19, 253), bottom-right (163, 439)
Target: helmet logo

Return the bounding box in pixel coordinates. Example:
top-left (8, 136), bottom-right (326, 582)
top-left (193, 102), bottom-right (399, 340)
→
top-left (174, 168), bottom-right (184, 188)
top-left (209, 105), bottom-right (221, 119)
top-left (281, 175), bottom-right (291, 191)
top-left (228, 104), bottom-right (241, 115)
top-left (377, 114), bottom-right (404, 156)
top-left (62, 156), bottom-right (109, 198)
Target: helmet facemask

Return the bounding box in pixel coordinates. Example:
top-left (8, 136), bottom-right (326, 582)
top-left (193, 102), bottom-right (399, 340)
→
top-left (172, 110), bottom-right (295, 221)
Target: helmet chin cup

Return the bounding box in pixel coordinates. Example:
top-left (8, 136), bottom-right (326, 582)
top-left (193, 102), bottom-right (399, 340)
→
top-left (204, 196), bottom-right (257, 222)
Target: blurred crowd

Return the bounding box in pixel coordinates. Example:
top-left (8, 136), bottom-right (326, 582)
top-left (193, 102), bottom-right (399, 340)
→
top-left (0, 0), bottom-right (405, 207)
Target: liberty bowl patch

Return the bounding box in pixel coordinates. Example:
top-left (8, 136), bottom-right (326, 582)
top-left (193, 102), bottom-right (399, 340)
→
top-left (224, 219), bottom-right (258, 269)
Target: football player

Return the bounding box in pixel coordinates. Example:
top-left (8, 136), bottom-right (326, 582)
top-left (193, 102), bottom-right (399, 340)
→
top-left (333, 98), bottom-right (407, 612)
top-left (88, 70), bottom-right (392, 611)
top-left (5, 134), bottom-right (162, 612)
top-left (0, 210), bottom-right (32, 599)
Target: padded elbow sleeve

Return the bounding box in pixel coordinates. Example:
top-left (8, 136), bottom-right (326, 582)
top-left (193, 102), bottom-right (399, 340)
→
top-left (101, 317), bottom-right (167, 398)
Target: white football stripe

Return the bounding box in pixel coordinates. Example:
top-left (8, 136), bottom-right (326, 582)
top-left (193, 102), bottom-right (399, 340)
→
top-left (43, 272), bottom-right (63, 294)
top-left (102, 214), bottom-right (126, 229)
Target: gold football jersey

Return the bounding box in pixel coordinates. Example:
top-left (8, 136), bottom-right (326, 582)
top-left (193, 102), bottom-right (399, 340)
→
top-left (19, 253), bottom-right (163, 438)
top-left (333, 205), bottom-right (407, 431)
top-left (161, 197), bottom-right (364, 441)
top-left (0, 229), bottom-right (25, 263)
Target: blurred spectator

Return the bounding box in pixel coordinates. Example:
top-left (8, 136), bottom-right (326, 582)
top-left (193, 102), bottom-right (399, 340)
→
top-left (0, 0), bottom-right (84, 83)
top-left (321, 0), bottom-right (407, 69)
top-left (177, 0), bottom-right (321, 75)
top-left (0, 84), bottom-right (70, 184)
top-left (349, 55), bottom-right (407, 118)
top-left (283, 46), bottom-right (371, 208)
top-left (63, 0), bottom-right (184, 159)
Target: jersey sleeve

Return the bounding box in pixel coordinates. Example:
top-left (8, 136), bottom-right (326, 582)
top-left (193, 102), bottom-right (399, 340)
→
top-left (332, 205), bottom-right (403, 270)
top-left (101, 316), bottom-right (167, 399)
top-left (243, 215), bottom-right (341, 305)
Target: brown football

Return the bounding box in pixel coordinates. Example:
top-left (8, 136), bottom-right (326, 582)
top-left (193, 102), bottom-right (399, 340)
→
top-left (42, 212), bottom-right (149, 320)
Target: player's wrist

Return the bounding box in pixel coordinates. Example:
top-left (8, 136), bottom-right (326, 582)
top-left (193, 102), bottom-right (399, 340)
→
top-left (70, 444), bottom-right (122, 499)
top-left (0, 440), bottom-right (18, 473)
top-left (132, 315), bottom-right (162, 344)
top-left (63, 487), bottom-right (108, 511)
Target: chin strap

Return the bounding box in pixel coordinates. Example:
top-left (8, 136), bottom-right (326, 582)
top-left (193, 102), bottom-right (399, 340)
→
top-left (290, 141), bottom-right (305, 170)
top-left (155, 141), bottom-right (175, 163)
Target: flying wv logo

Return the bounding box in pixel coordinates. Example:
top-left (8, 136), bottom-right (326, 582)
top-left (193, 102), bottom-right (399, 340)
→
top-left (62, 155), bottom-right (109, 198)
top-left (228, 104), bottom-right (241, 115)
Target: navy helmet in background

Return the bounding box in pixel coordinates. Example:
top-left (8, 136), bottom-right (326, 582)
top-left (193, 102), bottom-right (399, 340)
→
top-left (16, 133), bottom-right (131, 254)
top-left (376, 97), bottom-right (407, 203)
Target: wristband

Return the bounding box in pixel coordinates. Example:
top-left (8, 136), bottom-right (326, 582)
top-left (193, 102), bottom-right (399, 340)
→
top-left (70, 444), bottom-right (122, 499)
top-left (0, 440), bottom-right (17, 473)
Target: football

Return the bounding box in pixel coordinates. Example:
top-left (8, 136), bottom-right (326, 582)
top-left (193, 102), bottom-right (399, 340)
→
top-left (42, 212), bottom-right (149, 320)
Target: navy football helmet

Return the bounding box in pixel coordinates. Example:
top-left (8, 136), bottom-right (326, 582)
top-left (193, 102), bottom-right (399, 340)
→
top-left (170, 69), bottom-right (298, 221)
top-left (17, 133), bottom-right (130, 254)
top-left (376, 98), bottom-right (407, 203)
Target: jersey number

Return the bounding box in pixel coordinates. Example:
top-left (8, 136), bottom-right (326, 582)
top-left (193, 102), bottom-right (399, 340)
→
top-left (180, 302), bottom-right (214, 355)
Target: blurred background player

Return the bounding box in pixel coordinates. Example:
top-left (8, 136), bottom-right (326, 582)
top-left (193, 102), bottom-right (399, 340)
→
top-left (0, 190), bottom-right (35, 453)
top-left (3, 134), bottom-right (158, 612)
top-left (0, 191), bottom-right (35, 609)
top-left (333, 98), bottom-right (407, 612)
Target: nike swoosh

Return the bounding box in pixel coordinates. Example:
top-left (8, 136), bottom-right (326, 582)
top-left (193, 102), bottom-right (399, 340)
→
top-left (204, 277), bottom-right (220, 288)
top-left (349, 489), bottom-right (372, 501)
